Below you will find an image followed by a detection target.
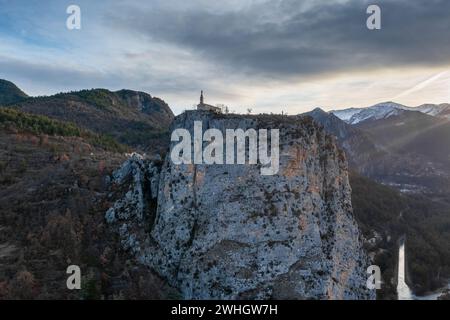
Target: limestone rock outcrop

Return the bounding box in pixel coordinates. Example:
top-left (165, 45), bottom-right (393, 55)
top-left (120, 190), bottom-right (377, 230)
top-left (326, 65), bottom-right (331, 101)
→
top-left (106, 111), bottom-right (375, 300)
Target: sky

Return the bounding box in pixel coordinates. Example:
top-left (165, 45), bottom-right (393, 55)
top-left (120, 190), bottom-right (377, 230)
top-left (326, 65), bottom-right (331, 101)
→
top-left (1, 0), bottom-right (450, 115)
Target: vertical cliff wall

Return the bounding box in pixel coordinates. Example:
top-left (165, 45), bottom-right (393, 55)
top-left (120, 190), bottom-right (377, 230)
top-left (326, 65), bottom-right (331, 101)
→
top-left (106, 111), bottom-right (375, 300)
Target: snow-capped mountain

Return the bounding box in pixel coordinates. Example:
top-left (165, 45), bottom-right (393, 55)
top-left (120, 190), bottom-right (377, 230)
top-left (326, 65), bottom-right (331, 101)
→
top-left (305, 104), bottom-right (450, 195)
top-left (415, 104), bottom-right (450, 119)
top-left (330, 107), bottom-right (364, 122)
top-left (331, 101), bottom-right (450, 124)
top-left (331, 102), bottom-right (410, 124)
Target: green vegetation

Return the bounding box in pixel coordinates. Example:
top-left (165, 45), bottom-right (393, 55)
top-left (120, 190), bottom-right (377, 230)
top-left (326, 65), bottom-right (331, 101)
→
top-left (120, 124), bottom-right (169, 147)
top-left (350, 172), bottom-right (406, 235)
top-left (57, 89), bottom-right (113, 110)
top-left (350, 172), bottom-right (450, 297)
top-left (0, 107), bottom-right (82, 136)
top-left (350, 172), bottom-right (405, 299)
top-left (7, 87), bottom-right (174, 151)
top-left (0, 108), bottom-right (127, 153)
top-left (0, 79), bottom-right (28, 105)
top-left (405, 196), bottom-right (450, 293)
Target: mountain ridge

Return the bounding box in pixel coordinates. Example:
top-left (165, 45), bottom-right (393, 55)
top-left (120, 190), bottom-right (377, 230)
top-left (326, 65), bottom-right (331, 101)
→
top-left (331, 101), bottom-right (450, 124)
top-left (0, 79), bottom-right (28, 105)
top-left (0, 80), bottom-right (175, 151)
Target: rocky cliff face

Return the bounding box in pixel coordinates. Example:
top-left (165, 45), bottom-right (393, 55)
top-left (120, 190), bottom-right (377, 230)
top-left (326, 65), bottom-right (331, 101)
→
top-left (106, 111), bottom-right (375, 300)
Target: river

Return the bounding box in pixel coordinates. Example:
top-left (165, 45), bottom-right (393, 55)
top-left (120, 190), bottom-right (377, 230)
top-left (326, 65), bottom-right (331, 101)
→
top-left (397, 240), bottom-right (450, 300)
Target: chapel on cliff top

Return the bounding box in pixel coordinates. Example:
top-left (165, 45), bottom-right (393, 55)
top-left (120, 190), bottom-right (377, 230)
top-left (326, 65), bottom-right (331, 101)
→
top-left (197, 91), bottom-right (221, 113)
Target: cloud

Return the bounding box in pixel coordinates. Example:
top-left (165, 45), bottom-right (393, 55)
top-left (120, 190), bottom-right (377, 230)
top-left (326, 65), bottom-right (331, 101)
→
top-left (106, 0), bottom-right (450, 78)
top-left (1, 0), bottom-right (450, 113)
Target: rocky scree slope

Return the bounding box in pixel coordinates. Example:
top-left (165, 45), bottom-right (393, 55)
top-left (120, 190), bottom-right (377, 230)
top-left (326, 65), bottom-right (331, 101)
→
top-left (105, 111), bottom-right (375, 300)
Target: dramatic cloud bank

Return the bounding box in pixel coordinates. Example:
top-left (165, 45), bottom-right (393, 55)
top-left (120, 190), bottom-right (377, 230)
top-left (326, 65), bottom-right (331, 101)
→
top-left (1, 0), bottom-right (450, 113)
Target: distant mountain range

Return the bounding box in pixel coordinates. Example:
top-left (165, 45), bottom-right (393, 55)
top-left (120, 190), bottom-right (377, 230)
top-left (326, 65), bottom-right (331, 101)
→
top-left (331, 102), bottom-right (450, 124)
top-left (304, 104), bottom-right (450, 195)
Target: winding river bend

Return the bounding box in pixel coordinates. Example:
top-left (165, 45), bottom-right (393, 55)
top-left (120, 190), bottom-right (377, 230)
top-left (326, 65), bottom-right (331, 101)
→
top-left (397, 239), bottom-right (450, 300)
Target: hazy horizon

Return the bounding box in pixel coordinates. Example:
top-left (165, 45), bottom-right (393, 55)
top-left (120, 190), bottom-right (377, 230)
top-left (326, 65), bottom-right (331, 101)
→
top-left (5, 76), bottom-right (450, 117)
